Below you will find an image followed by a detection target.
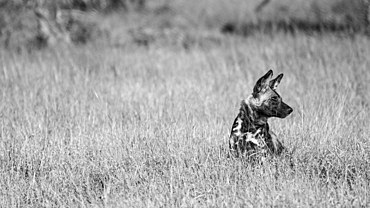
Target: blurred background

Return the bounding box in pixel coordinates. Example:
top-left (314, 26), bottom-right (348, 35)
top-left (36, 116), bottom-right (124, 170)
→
top-left (0, 0), bottom-right (369, 51)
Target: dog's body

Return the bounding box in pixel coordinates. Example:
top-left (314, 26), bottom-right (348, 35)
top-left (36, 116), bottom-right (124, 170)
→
top-left (229, 70), bottom-right (293, 158)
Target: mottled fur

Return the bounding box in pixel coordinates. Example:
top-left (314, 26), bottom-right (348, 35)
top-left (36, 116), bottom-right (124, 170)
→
top-left (229, 70), bottom-right (293, 158)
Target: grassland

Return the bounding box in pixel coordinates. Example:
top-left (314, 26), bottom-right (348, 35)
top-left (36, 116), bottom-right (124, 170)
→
top-left (1, 0), bottom-right (370, 207)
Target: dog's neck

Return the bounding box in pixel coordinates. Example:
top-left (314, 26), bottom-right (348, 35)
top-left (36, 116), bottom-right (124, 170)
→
top-left (239, 95), bottom-right (269, 132)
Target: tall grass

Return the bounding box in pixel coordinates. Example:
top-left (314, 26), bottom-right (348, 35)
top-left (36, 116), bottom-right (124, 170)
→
top-left (1, 33), bottom-right (369, 207)
top-left (1, 1), bottom-right (370, 207)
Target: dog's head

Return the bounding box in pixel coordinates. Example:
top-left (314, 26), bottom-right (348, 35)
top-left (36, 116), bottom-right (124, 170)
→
top-left (249, 69), bottom-right (293, 119)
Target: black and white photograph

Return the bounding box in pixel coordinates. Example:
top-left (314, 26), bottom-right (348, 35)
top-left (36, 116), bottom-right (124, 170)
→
top-left (0, 0), bottom-right (369, 207)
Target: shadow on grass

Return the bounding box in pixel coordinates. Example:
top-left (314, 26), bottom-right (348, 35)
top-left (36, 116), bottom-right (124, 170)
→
top-left (221, 19), bottom-right (370, 37)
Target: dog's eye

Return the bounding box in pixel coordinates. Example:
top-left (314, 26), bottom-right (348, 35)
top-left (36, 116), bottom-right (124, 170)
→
top-left (270, 97), bottom-right (279, 104)
top-left (271, 97), bottom-right (278, 102)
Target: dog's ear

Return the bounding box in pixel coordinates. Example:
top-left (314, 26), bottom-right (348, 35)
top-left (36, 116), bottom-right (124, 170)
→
top-left (253, 69), bottom-right (273, 96)
top-left (269, 73), bottom-right (283, 90)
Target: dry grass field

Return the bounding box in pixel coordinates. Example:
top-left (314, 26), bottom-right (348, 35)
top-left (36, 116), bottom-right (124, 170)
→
top-left (1, 0), bottom-right (370, 207)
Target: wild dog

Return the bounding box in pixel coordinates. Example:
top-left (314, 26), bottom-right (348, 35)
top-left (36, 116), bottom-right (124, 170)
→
top-left (229, 69), bottom-right (293, 158)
